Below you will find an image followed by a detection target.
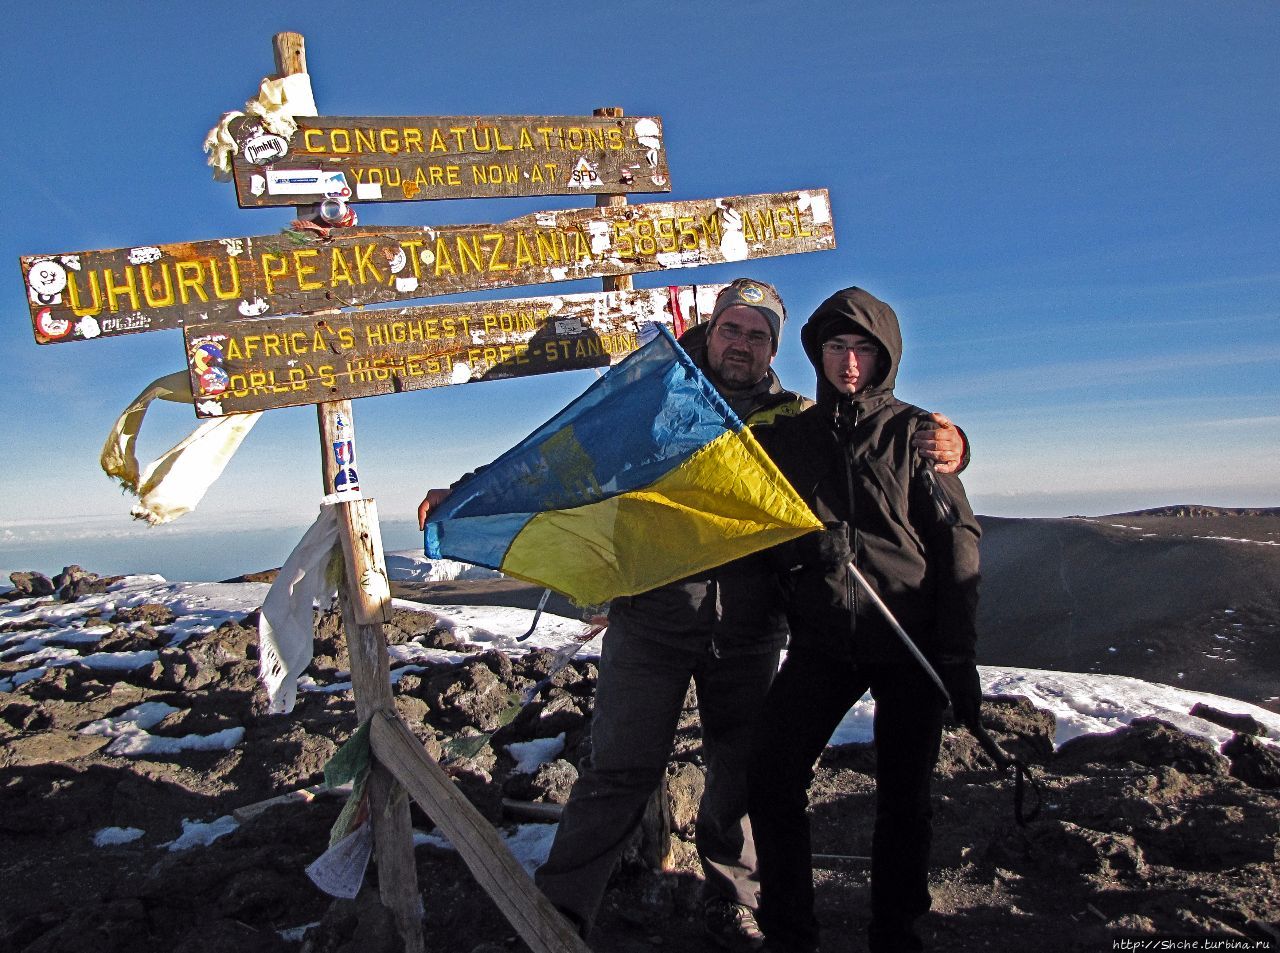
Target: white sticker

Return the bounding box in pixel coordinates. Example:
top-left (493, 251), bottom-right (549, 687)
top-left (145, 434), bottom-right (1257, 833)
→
top-left (238, 297), bottom-right (269, 316)
top-left (549, 267), bottom-right (568, 281)
top-left (128, 246), bottom-right (161, 265)
top-left (35, 307), bottom-right (72, 341)
top-left (634, 118), bottom-right (662, 150)
top-left (394, 275), bottom-right (419, 293)
top-left (250, 174), bottom-right (266, 196)
top-left (60, 255), bottom-right (81, 270)
top-left (716, 203), bottom-right (748, 262)
top-left (355, 181), bottom-right (383, 201)
top-left (360, 568), bottom-right (391, 605)
top-left (100, 313), bottom-right (152, 334)
top-left (243, 132), bottom-right (289, 165)
top-left (568, 156), bottom-right (601, 189)
top-left (535, 213), bottom-right (558, 228)
top-left (266, 169), bottom-right (351, 198)
top-left (386, 247), bottom-right (407, 274)
top-left (27, 259), bottom-right (67, 296)
top-left (586, 221), bottom-right (612, 255)
top-left (450, 362), bottom-right (472, 384)
top-left (75, 316), bottom-right (101, 340)
top-left (196, 399), bottom-right (224, 417)
top-left (219, 238), bottom-right (245, 257)
top-left (419, 248), bottom-right (436, 267)
top-left (808, 193), bottom-right (831, 225)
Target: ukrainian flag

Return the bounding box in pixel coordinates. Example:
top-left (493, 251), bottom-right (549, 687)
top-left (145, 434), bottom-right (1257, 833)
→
top-left (424, 326), bottom-right (821, 605)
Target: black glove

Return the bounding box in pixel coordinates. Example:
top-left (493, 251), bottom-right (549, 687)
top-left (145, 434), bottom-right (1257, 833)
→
top-left (808, 521), bottom-right (851, 570)
top-left (938, 660), bottom-right (983, 728)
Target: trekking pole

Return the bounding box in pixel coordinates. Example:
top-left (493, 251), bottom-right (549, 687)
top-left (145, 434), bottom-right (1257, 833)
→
top-left (844, 559), bottom-right (1041, 825)
top-left (845, 560), bottom-right (950, 701)
top-left (516, 587), bottom-right (553, 642)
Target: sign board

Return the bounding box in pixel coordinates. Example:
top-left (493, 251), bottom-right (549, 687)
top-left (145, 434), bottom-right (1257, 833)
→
top-left (184, 284), bottom-right (726, 416)
top-left (229, 115), bottom-right (671, 206)
top-left (22, 190), bottom-right (834, 344)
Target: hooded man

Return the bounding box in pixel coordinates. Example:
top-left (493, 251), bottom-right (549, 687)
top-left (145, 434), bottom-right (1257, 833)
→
top-left (747, 287), bottom-right (983, 953)
top-left (418, 280), bottom-right (970, 950)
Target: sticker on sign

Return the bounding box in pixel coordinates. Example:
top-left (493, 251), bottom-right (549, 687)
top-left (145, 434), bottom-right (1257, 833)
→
top-left (265, 169), bottom-right (351, 198)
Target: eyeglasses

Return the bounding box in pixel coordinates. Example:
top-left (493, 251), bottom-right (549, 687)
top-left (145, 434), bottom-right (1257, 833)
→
top-left (822, 340), bottom-right (879, 359)
top-left (715, 323), bottom-right (772, 347)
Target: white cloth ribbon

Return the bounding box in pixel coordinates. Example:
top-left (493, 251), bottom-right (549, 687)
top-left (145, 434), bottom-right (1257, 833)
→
top-left (100, 371), bottom-right (262, 525)
top-left (203, 72), bottom-right (318, 178)
top-left (259, 504), bottom-right (342, 714)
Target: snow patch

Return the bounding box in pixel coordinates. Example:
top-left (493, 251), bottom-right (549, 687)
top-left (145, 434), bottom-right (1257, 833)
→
top-left (81, 701), bottom-right (181, 737)
top-left (94, 826), bottom-right (145, 847)
top-left (384, 552), bottom-right (504, 582)
top-left (506, 733), bottom-right (565, 774)
top-left (414, 822), bottom-right (556, 874)
top-left (164, 815), bottom-right (239, 851)
top-left (105, 726), bottom-right (245, 757)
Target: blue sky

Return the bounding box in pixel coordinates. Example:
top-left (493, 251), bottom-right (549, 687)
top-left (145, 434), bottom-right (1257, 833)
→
top-left (3, 1), bottom-right (1278, 577)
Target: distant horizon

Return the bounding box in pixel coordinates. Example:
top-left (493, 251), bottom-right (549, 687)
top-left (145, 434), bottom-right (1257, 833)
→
top-left (3, 499), bottom-right (1276, 585)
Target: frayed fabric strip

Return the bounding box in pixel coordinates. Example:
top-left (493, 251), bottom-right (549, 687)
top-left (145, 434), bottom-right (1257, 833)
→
top-left (258, 504), bottom-right (342, 715)
top-left (100, 371), bottom-right (262, 525)
top-left (203, 72), bottom-right (317, 177)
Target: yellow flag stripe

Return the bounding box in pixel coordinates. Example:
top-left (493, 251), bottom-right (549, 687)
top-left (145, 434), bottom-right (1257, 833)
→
top-left (502, 426), bottom-right (821, 605)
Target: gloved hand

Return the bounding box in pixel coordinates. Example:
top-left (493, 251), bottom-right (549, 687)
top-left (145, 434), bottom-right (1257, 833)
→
top-left (938, 660), bottom-right (983, 728)
top-left (768, 522), bottom-right (850, 574)
top-left (807, 521), bottom-right (851, 570)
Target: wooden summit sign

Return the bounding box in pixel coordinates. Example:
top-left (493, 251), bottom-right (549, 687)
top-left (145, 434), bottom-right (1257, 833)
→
top-left (184, 284), bottom-right (726, 416)
top-left (22, 190), bottom-right (834, 344)
top-left (229, 114), bottom-right (671, 206)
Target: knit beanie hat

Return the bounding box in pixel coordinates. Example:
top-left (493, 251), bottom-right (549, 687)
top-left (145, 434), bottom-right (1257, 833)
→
top-left (709, 278), bottom-right (787, 353)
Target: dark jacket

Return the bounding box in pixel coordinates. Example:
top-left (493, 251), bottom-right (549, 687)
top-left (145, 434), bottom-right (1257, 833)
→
top-left (608, 322), bottom-right (811, 656)
top-left (754, 288), bottom-right (981, 666)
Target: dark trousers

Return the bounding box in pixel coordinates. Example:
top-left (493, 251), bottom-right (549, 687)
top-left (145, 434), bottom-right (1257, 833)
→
top-left (535, 616), bottom-right (780, 931)
top-left (748, 650), bottom-right (945, 952)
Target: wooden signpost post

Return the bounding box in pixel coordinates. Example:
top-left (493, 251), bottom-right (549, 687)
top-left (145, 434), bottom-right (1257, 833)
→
top-left (18, 30), bottom-right (837, 953)
top-left (267, 34), bottom-right (427, 953)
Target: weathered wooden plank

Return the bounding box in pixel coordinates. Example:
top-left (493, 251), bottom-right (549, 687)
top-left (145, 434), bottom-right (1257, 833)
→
top-left (22, 190), bottom-right (834, 344)
top-left (369, 711), bottom-right (592, 953)
top-left (184, 284), bottom-right (724, 416)
top-left (332, 497), bottom-right (424, 949)
top-left (229, 114), bottom-right (670, 206)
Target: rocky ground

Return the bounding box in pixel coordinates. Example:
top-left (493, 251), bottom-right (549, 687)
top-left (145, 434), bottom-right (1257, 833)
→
top-left (1, 568), bottom-right (1279, 953)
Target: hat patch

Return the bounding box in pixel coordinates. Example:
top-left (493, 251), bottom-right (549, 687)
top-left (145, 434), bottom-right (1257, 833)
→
top-left (739, 284), bottom-right (765, 304)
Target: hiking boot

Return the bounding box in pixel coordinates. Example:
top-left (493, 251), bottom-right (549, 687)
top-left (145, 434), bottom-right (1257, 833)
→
top-left (704, 899), bottom-right (766, 952)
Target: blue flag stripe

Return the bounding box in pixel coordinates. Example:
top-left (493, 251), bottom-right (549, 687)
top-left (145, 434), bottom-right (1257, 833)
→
top-left (431, 327), bottom-right (743, 521)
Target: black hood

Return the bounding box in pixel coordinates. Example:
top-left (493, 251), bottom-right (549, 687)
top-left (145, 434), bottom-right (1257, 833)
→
top-left (799, 287), bottom-right (902, 407)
